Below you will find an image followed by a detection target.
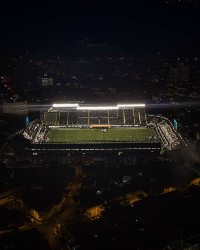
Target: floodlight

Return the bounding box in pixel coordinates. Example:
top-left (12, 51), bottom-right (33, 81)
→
top-left (53, 103), bottom-right (79, 108)
top-left (117, 104), bottom-right (145, 107)
top-left (77, 106), bottom-right (119, 110)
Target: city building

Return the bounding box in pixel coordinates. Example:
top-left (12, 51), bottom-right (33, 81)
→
top-left (2, 100), bottom-right (28, 116)
top-left (41, 74), bottom-right (53, 87)
top-left (169, 63), bottom-right (190, 86)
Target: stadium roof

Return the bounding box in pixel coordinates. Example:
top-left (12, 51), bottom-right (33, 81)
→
top-left (52, 103), bottom-right (145, 110)
top-left (117, 104), bottom-right (145, 107)
top-left (53, 103), bottom-right (79, 108)
top-left (77, 106), bottom-right (119, 110)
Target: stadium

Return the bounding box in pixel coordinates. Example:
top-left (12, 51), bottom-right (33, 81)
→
top-left (14, 103), bottom-right (186, 166)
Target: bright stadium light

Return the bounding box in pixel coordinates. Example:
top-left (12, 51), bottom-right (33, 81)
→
top-left (117, 104), bottom-right (146, 107)
top-left (53, 103), bottom-right (79, 108)
top-left (77, 106), bottom-right (119, 110)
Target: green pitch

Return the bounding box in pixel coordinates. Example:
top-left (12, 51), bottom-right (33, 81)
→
top-left (47, 127), bottom-right (155, 143)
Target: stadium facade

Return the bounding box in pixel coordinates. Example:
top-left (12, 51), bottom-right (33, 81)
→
top-left (2, 100), bottom-right (28, 116)
top-left (11, 103), bottom-right (185, 167)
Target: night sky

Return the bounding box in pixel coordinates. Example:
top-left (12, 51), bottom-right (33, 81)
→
top-left (1, 0), bottom-right (200, 56)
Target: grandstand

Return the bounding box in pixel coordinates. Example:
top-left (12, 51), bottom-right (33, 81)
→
top-left (43, 104), bottom-right (148, 127)
top-left (44, 111), bottom-right (59, 126)
top-left (147, 115), bottom-right (185, 151)
top-left (23, 120), bottom-right (49, 143)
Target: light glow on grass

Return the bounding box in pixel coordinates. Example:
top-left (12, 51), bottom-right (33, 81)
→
top-left (47, 127), bottom-right (155, 143)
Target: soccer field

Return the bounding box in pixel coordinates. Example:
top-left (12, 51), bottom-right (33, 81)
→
top-left (47, 127), bottom-right (155, 143)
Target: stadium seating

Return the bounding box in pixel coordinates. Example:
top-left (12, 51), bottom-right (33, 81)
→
top-left (45, 112), bottom-right (58, 125)
top-left (133, 110), bottom-right (140, 126)
top-left (23, 120), bottom-right (49, 143)
top-left (139, 109), bottom-right (147, 126)
top-left (89, 110), bottom-right (108, 118)
top-left (156, 121), bottom-right (181, 150)
top-left (68, 112), bottom-right (78, 125)
top-left (43, 107), bottom-right (147, 127)
top-left (124, 109), bottom-right (134, 125)
top-left (108, 110), bottom-right (118, 118)
top-left (78, 110), bottom-right (88, 118)
top-left (78, 117), bottom-right (88, 125)
top-left (100, 118), bottom-right (108, 124)
top-left (59, 112), bottom-right (68, 125)
top-left (38, 125), bottom-right (49, 143)
top-left (89, 118), bottom-right (99, 124)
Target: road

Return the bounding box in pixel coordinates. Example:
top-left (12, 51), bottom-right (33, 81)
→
top-left (0, 175), bottom-right (81, 249)
top-left (33, 176), bottom-right (81, 249)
